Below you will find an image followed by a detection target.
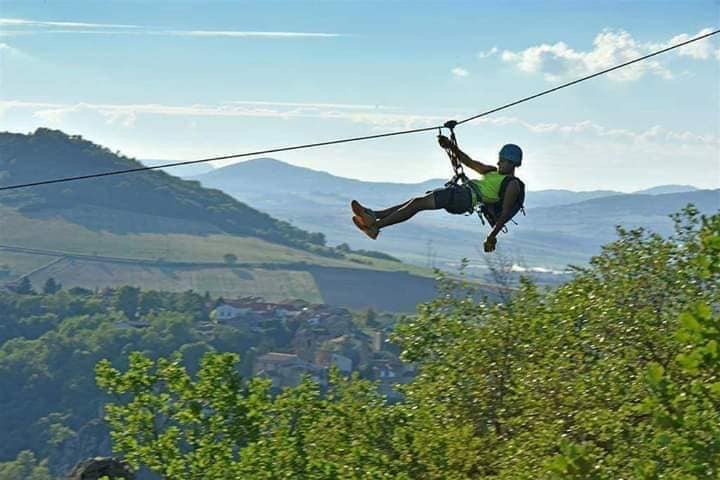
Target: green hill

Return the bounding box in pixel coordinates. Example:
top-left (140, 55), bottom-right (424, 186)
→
top-left (0, 129), bottom-right (324, 249)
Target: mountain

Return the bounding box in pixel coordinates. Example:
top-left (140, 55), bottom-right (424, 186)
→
top-left (191, 158), bottom-right (717, 271)
top-left (521, 189), bottom-right (719, 244)
top-left (192, 157), bottom-right (440, 204)
top-left (140, 159), bottom-right (216, 178)
top-left (191, 158), bottom-right (647, 210)
top-left (0, 129), bottom-right (470, 311)
top-left (633, 185), bottom-right (699, 195)
top-left (526, 189), bottom-right (620, 208)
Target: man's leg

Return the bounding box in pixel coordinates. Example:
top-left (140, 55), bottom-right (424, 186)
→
top-left (376, 192), bottom-right (439, 229)
top-left (373, 203), bottom-right (405, 219)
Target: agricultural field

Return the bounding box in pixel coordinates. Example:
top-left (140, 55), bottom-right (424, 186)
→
top-left (24, 258), bottom-right (324, 302)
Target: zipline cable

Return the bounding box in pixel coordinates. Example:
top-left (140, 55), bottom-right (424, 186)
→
top-left (456, 28), bottom-right (720, 125)
top-left (0, 126), bottom-right (438, 191)
top-left (1, 28), bottom-right (717, 193)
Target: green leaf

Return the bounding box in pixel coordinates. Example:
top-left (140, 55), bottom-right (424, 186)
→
top-left (679, 312), bottom-right (701, 333)
top-left (646, 362), bottom-right (664, 386)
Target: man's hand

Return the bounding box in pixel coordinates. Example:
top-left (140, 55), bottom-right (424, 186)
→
top-left (437, 135), bottom-right (454, 150)
top-left (483, 235), bottom-right (497, 253)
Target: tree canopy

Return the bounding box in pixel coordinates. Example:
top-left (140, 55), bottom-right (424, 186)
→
top-left (96, 207), bottom-right (720, 479)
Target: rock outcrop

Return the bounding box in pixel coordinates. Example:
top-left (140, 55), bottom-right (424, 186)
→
top-left (67, 457), bottom-right (133, 479)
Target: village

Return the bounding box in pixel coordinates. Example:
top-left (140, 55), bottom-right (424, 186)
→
top-left (212, 297), bottom-right (416, 398)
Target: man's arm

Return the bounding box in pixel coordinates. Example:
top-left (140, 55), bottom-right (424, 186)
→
top-left (484, 179), bottom-right (521, 252)
top-left (438, 135), bottom-right (496, 174)
top-left (454, 145), bottom-right (497, 175)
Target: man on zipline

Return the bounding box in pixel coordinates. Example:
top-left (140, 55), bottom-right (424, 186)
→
top-left (351, 135), bottom-right (524, 253)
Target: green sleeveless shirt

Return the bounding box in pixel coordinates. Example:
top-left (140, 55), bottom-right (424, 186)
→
top-left (469, 171), bottom-right (506, 207)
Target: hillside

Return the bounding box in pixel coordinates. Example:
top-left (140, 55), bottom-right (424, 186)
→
top-left (191, 158), bottom-right (718, 271)
top-left (0, 129), bottom-right (324, 249)
top-left (0, 129), bottom-right (500, 311)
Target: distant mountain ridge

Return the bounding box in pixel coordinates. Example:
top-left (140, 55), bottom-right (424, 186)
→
top-left (141, 159), bottom-right (216, 178)
top-left (192, 157), bottom-right (440, 201)
top-left (190, 158), bottom-right (717, 270)
top-left (633, 185), bottom-right (699, 195)
top-left (191, 157), bottom-right (702, 209)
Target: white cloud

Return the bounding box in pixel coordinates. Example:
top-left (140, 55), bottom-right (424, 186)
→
top-left (451, 67), bottom-right (469, 77)
top-left (229, 101), bottom-right (395, 110)
top-left (169, 30), bottom-right (341, 38)
top-left (0, 17), bottom-right (343, 39)
top-left (0, 42), bottom-right (31, 58)
top-left (7, 100), bottom-right (414, 129)
top-left (477, 47), bottom-right (498, 59)
top-left (0, 17), bottom-right (138, 28)
top-left (649, 28), bottom-right (718, 60)
top-left (500, 28), bottom-right (717, 82)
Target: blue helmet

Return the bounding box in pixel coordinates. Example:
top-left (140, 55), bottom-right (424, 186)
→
top-left (499, 144), bottom-right (522, 167)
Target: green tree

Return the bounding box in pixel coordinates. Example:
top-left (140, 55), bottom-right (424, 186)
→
top-left (96, 352), bottom-right (271, 479)
top-left (97, 353), bottom-right (404, 479)
top-left (0, 450), bottom-right (52, 480)
top-left (138, 289), bottom-right (164, 316)
top-left (634, 213), bottom-right (720, 479)
top-left (14, 276), bottom-right (34, 295)
top-left (114, 286), bottom-right (140, 319)
top-left (94, 209), bottom-right (720, 479)
top-left (41, 277), bottom-right (61, 295)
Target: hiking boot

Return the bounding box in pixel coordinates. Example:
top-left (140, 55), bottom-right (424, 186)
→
top-left (350, 200), bottom-right (376, 227)
top-left (352, 215), bottom-right (379, 240)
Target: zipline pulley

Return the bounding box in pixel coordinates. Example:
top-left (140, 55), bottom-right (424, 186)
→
top-left (438, 120), bottom-right (468, 187)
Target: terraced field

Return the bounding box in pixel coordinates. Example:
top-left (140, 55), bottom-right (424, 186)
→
top-left (24, 258), bottom-right (324, 303)
top-left (0, 206), bottom-right (458, 311)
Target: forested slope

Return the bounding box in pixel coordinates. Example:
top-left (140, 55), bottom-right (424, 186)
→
top-left (96, 207), bottom-right (720, 479)
top-left (0, 129), bottom-right (325, 249)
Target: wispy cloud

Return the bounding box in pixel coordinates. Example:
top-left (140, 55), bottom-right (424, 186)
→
top-left (0, 100), bottom-right (410, 128)
top-left (451, 67), bottom-right (469, 77)
top-left (0, 17), bottom-right (138, 28)
top-left (170, 30), bottom-right (341, 38)
top-left (230, 101), bottom-right (396, 110)
top-left (2, 99), bottom-right (716, 148)
top-left (477, 47), bottom-right (498, 59)
top-left (0, 17), bottom-right (343, 39)
top-left (0, 42), bottom-right (31, 58)
top-left (499, 28), bottom-right (719, 82)
top-left (487, 117), bottom-right (719, 146)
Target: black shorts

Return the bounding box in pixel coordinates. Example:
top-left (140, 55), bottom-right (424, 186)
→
top-left (432, 185), bottom-right (473, 215)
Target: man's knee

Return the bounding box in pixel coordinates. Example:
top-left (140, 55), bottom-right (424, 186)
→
top-left (411, 193), bottom-right (437, 210)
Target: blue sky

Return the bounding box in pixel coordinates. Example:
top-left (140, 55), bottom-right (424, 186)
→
top-left (1, 0), bottom-right (718, 191)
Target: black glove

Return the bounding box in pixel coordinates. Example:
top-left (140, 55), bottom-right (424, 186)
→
top-left (437, 135), bottom-right (454, 150)
top-left (483, 236), bottom-right (497, 253)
